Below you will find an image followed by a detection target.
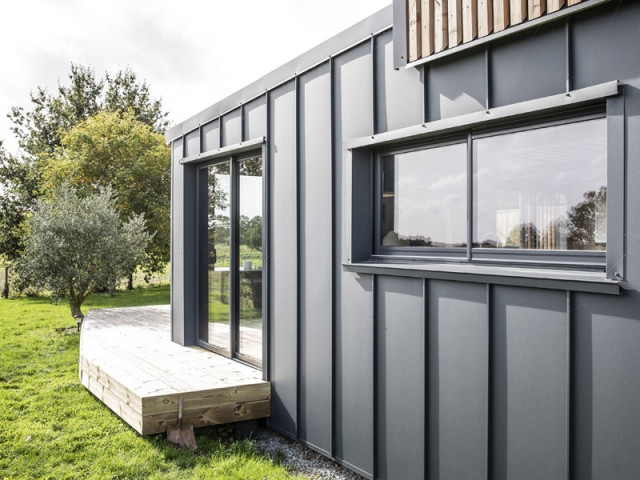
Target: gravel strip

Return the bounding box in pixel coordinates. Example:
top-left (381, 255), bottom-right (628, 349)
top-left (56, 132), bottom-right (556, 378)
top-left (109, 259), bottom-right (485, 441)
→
top-left (251, 426), bottom-right (364, 479)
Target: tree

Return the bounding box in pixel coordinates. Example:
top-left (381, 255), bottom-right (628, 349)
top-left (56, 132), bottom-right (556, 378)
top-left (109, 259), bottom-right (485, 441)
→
top-left (16, 184), bottom-right (150, 319)
top-left (3, 64), bottom-right (170, 290)
top-left (8, 64), bottom-right (168, 158)
top-left (0, 142), bottom-right (40, 297)
top-left (41, 109), bottom-right (171, 277)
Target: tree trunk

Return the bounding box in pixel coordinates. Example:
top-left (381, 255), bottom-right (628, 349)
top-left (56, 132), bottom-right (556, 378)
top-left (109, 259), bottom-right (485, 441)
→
top-left (127, 272), bottom-right (134, 290)
top-left (69, 300), bottom-right (84, 320)
top-left (2, 266), bottom-right (8, 299)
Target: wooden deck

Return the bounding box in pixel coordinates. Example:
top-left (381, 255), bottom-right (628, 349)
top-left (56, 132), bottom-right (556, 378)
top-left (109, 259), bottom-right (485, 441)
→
top-left (79, 305), bottom-right (270, 435)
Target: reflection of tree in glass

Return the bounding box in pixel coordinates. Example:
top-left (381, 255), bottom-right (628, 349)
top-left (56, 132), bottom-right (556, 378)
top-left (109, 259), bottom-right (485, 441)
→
top-left (207, 164), bottom-right (230, 265)
top-left (502, 187), bottom-right (606, 250)
top-left (567, 187), bottom-right (606, 250)
top-left (240, 215), bottom-right (262, 251)
top-left (505, 222), bottom-right (540, 249)
top-left (239, 156), bottom-right (262, 176)
top-left (207, 165), bottom-right (229, 219)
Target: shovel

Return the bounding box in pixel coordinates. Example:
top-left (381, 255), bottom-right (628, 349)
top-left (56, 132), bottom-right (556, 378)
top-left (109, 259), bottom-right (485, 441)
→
top-left (167, 396), bottom-right (197, 450)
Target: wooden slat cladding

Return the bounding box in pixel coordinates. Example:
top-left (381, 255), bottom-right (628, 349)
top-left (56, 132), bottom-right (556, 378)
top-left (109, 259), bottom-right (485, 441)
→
top-left (407, 0), bottom-right (583, 61)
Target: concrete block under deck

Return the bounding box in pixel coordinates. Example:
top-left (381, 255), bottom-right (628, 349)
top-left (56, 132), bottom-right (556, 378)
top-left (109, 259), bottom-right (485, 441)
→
top-left (79, 305), bottom-right (270, 435)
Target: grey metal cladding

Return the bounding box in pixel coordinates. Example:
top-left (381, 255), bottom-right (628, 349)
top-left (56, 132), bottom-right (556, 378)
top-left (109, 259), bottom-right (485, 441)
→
top-left (184, 129), bottom-right (200, 157)
top-left (572, 1), bottom-right (640, 89)
top-left (572, 291), bottom-right (640, 480)
top-left (490, 23), bottom-right (566, 108)
top-left (375, 29), bottom-right (423, 133)
top-left (171, 156), bottom-right (197, 346)
top-left (428, 280), bottom-right (488, 480)
top-left (491, 286), bottom-right (568, 480)
top-left (172, 137), bottom-right (183, 160)
top-left (428, 50), bottom-right (486, 122)
top-left (221, 108), bottom-right (242, 148)
top-left (375, 276), bottom-right (425, 480)
top-left (298, 63), bottom-right (332, 453)
top-left (268, 80), bottom-right (298, 437)
top-left (201, 119), bottom-right (220, 153)
top-left (243, 95), bottom-right (267, 142)
top-left (333, 41), bottom-right (375, 475)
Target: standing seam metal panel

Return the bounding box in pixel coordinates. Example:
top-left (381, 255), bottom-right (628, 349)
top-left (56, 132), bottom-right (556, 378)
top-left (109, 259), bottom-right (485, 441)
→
top-left (298, 63), bottom-right (333, 455)
top-left (333, 40), bottom-right (376, 477)
top-left (268, 81), bottom-right (298, 437)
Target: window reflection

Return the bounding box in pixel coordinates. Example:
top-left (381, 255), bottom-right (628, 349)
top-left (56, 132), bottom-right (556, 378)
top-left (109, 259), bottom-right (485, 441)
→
top-left (381, 143), bottom-right (467, 248)
top-left (238, 156), bottom-right (262, 365)
top-left (206, 162), bottom-right (231, 350)
top-left (473, 118), bottom-right (606, 251)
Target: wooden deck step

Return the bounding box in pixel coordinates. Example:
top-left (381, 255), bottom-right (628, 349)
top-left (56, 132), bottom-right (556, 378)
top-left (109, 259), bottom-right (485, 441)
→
top-left (79, 305), bottom-right (270, 435)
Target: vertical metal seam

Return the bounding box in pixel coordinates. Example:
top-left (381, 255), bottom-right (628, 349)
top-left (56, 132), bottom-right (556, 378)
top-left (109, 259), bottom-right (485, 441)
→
top-left (241, 103), bottom-right (246, 142)
top-left (467, 132), bottom-right (473, 261)
top-left (219, 114), bottom-right (224, 149)
top-left (295, 74), bottom-right (302, 440)
top-left (424, 64), bottom-right (430, 123)
top-left (329, 55), bottom-right (337, 460)
top-left (622, 92), bottom-right (627, 280)
top-left (372, 35), bottom-right (379, 135)
top-left (372, 274), bottom-right (378, 480)
top-left (424, 278), bottom-right (430, 480)
top-left (486, 283), bottom-right (494, 480)
top-left (567, 290), bottom-right (574, 480)
top-left (485, 45), bottom-right (492, 110)
top-left (565, 18), bottom-right (572, 95)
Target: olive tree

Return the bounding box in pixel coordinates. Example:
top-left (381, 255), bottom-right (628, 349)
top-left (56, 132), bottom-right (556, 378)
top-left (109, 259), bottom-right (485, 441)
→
top-left (17, 184), bottom-right (150, 319)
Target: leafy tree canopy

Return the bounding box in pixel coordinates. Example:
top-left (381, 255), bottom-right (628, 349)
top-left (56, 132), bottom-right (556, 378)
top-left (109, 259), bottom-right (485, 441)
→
top-left (17, 183), bottom-right (150, 318)
top-left (8, 64), bottom-right (169, 157)
top-left (41, 109), bottom-right (171, 274)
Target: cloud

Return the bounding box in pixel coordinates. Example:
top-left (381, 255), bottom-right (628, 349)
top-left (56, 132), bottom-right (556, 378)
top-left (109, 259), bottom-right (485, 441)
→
top-left (0, 0), bottom-right (390, 153)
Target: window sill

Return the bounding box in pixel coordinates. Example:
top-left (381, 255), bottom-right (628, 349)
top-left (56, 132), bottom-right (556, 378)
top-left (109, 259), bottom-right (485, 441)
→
top-left (343, 261), bottom-right (621, 295)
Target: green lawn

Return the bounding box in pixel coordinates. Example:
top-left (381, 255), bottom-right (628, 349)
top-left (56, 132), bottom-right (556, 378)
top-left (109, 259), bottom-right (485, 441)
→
top-left (0, 286), bottom-right (298, 479)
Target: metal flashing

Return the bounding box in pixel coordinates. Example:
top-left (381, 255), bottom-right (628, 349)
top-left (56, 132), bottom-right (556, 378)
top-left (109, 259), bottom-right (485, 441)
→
top-left (343, 262), bottom-right (621, 295)
top-left (344, 80), bottom-right (619, 150)
top-left (179, 136), bottom-right (265, 164)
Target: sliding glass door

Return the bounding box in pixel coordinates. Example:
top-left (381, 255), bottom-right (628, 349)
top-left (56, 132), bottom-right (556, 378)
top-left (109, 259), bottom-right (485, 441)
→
top-left (198, 153), bottom-right (263, 367)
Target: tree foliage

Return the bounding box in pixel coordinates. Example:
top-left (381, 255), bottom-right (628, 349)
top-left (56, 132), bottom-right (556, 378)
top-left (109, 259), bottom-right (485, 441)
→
top-left (2, 64), bottom-right (171, 291)
top-left (0, 142), bottom-right (41, 296)
top-left (8, 64), bottom-right (168, 158)
top-left (16, 184), bottom-right (150, 318)
top-left (41, 110), bottom-right (171, 273)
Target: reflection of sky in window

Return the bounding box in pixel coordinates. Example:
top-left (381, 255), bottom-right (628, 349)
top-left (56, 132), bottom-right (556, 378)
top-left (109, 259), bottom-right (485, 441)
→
top-left (473, 118), bottom-right (606, 247)
top-left (395, 143), bottom-right (467, 245)
top-left (239, 175), bottom-right (263, 219)
top-left (209, 174), bottom-right (262, 219)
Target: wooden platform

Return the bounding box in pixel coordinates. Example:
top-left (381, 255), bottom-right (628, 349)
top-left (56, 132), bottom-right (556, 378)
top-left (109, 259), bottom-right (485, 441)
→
top-left (79, 305), bottom-right (270, 435)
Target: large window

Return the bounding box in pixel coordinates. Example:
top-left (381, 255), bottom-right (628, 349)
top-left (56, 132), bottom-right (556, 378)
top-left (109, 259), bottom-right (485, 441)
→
top-left (197, 153), bottom-right (263, 367)
top-left (377, 115), bottom-right (607, 266)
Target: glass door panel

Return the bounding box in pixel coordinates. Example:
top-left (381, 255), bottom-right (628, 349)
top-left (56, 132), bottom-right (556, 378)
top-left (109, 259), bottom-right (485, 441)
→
top-left (204, 162), bottom-right (231, 354)
top-left (238, 156), bottom-right (263, 365)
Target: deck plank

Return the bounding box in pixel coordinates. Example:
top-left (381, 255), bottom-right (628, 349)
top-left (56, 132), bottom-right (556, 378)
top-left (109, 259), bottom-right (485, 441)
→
top-left (79, 306), bottom-right (270, 435)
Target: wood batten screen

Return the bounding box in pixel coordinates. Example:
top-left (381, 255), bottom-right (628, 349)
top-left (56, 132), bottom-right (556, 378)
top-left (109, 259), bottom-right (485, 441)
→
top-left (407, 0), bottom-right (584, 62)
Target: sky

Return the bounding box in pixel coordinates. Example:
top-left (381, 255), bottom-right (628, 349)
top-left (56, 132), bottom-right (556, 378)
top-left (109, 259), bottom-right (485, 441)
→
top-left (0, 0), bottom-right (391, 155)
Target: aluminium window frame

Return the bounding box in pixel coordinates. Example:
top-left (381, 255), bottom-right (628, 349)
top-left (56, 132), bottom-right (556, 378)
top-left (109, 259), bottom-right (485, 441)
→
top-left (343, 81), bottom-right (624, 290)
top-left (373, 111), bottom-right (608, 270)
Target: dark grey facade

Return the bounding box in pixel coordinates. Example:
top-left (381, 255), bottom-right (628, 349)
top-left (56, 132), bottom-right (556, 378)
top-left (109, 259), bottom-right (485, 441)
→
top-left (168, 1), bottom-right (640, 478)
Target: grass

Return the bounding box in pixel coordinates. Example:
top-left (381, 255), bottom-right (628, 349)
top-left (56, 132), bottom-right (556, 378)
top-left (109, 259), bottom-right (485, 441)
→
top-left (0, 286), bottom-right (300, 479)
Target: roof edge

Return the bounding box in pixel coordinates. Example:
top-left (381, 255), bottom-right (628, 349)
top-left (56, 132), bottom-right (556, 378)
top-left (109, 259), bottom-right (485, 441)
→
top-left (166, 5), bottom-right (393, 142)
